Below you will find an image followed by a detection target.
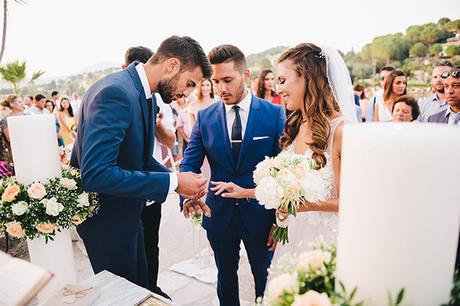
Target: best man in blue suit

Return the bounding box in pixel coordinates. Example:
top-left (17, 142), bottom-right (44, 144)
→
top-left (70, 36), bottom-right (212, 289)
top-left (180, 45), bottom-right (286, 305)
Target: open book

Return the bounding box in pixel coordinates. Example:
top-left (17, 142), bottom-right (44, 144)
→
top-left (0, 251), bottom-right (53, 306)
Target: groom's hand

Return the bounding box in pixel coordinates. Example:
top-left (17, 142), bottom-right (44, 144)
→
top-left (267, 225), bottom-right (278, 252)
top-left (183, 199), bottom-right (211, 218)
top-left (176, 172), bottom-right (207, 199)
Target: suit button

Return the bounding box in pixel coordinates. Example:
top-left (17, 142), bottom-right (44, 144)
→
top-left (235, 202), bottom-right (239, 206)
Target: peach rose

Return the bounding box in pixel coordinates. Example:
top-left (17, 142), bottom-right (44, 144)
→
top-left (2, 184), bottom-right (20, 202)
top-left (291, 291), bottom-right (332, 306)
top-left (35, 222), bottom-right (55, 234)
top-left (27, 182), bottom-right (47, 200)
top-left (5, 221), bottom-right (25, 238)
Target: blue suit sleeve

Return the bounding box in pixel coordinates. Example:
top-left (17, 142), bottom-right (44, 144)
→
top-left (80, 85), bottom-right (170, 203)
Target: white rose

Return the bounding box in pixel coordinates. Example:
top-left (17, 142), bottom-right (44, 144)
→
top-left (27, 182), bottom-right (47, 200)
top-left (267, 272), bottom-right (298, 302)
top-left (59, 178), bottom-right (77, 190)
top-left (276, 168), bottom-right (297, 187)
top-left (42, 197), bottom-right (64, 216)
top-left (297, 250), bottom-right (332, 272)
top-left (291, 290), bottom-right (332, 306)
top-left (255, 176), bottom-right (284, 209)
top-left (11, 201), bottom-right (29, 216)
top-left (77, 192), bottom-right (90, 207)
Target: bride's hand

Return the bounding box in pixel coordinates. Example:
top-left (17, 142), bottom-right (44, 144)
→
top-left (210, 181), bottom-right (248, 199)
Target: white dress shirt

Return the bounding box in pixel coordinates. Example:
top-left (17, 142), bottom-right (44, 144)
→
top-left (135, 63), bottom-right (178, 194)
top-left (224, 89), bottom-right (252, 142)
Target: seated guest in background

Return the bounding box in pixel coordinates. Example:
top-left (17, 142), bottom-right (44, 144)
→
top-left (366, 66), bottom-right (394, 122)
top-left (45, 100), bottom-right (65, 147)
top-left (392, 95), bottom-right (420, 122)
top-left (354, 84), bottom-right (369, 121)
top-left (25, 94), bottom-right (49, 115)
top-left (418, 61), bottom-right (453, 122)
top-left (23, 95), bottom-right (34, 110)
top-left (256, 68), bottom-right (282, 105)
top-left (0, 95), bottom-right (24, 175)
top-left (427, 68), bottom-right (460, 125)
top-left (374, 70), bottom-right (407, 122)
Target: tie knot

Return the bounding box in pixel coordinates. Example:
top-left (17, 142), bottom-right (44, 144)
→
top-left (232, 105), bottom-right (240, 113)
top-left (146, 97), bottom-right (152, 103)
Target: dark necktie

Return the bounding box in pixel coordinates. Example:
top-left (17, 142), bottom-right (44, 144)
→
top-left (231, 105), bottom-right (242, 162)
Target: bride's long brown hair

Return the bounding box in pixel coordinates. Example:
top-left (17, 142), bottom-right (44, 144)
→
top-left (279, 43), bottom-right (340, 168)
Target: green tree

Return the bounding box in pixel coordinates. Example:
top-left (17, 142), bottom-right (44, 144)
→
top-left (406, 25), bottom-right (422, 43)
top-left (409, 42), bottom-right (428, 58)
top-left (445, 45), bottom-right (460, 57)
top-left (438, 17), bottom-right (451, 27)
top-left (0, 60), bottom-right (45, 94)
top-left (0, 0), bottom-right (25, 64)
top-left (445, 19), bottom-right (460, 33)
top-left (420, 24), bottom-right (443, 47)
top-left (371, 33), bottom-right (409, 64)
top-left (429, 43), bottom-right (443, 56)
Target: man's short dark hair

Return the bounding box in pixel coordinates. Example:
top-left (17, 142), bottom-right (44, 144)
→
top-left (208, 44), bottom-right (247, 73)
top-left (35, 94), bottom-right (46, 101)
top-left (380, 66), bottom-right (394, 73)
top-left (148, 35), bottom-right (212, 78)
top-left (125, 46), bottom-right (154, 65)
top-left (51, 91), bottom-right (59, 97)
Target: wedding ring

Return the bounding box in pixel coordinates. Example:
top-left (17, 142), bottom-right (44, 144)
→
top-left (277, 213), bottom-right (286, 221)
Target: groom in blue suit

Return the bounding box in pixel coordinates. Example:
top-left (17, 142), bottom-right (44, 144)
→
top-left (180, 45), bottom-right (286, 305)
top-left (70, 36), bottom-right (212, 289)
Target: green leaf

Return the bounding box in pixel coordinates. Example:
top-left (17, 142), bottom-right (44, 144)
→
top-left (396, 288), bottom-right (405, 305)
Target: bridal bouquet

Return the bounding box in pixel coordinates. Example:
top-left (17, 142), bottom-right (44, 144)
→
top-left (0, 165), bottom-right (98, 242)
top-left (253, 152), bottom-right (333, 244)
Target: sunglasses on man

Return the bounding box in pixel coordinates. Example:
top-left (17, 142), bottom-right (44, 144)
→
top-left (441, 70), bottom-right (460, 79)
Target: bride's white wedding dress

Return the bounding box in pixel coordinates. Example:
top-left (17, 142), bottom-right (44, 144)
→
top-left (272, 116), bottom-right (343, 260)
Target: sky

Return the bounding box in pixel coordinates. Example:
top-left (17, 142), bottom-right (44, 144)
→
top-left (5, 0), bottom-right (460, 78)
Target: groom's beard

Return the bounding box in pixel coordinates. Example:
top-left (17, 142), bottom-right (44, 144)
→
top-left (158, 73), bottom-right (180, 104)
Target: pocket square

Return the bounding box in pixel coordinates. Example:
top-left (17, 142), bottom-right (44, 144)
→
top-left (253, 136), bottom-right (269, 141)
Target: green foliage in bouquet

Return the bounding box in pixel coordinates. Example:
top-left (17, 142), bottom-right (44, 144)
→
top-left (0, 166), bottom-right (98, 242)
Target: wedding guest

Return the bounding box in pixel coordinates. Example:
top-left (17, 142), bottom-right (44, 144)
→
top-left (176, 96), bottom-right (192, 154)
top-left (374, 70), bottom-right (407, 122)
top-left (189, 78), bottom-right (215, 126)
top-left (0, 95), bottom-right (24, 175)
top-left (22, 95), bottom-right (34, 110)
top-left (418, 61), bottom-right (453, 122)
top-left (57, 97), bottom-right (76, 145)
top-left (51, 90), bottom-right (60, 109)
top-left (250, 74), bottom-right (259, 95)
top-left (70, 93), bottom-right (82, 125)
top-left (366, 66), bottom-right (394, 122)
top-left (256, 69), bottom-right (282, 104)
top-left (25, 94), bottom-right (50, 115)
top-left (392, 95), bottom-right (420, 122)
top-left (45, 100), bottom-right (65, 147)
top-left (427, 68), bottom-right (460, 125)
top-left (354, 84), bottom-right (369, 121)
top-left (123, 45), bottom-right (176, 299)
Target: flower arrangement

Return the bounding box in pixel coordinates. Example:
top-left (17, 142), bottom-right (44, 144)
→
top-left (0, 166), bottom-right (98, 242)
top-left (253, 152), bottom-right (333, 244)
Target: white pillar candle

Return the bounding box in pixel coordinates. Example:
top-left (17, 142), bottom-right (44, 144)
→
top-left (7, 115), bottom-right (61, 185)
top-left (337, 123), bottom-right (460, 306)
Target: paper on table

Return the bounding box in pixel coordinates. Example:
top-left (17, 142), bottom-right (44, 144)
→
top-left (79, 270), bottom-right (175, 306)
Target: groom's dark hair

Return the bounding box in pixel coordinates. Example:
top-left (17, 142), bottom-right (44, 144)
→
top-left (148, 35), bottom-right (212, 78)
top-left (208, 44), bottom-right (247, 73)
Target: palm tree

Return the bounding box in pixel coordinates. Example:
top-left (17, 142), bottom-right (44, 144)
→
top-left (0, 60), bottom-right (45, 94)
top-left (0, 0), bottom-right (25, 64)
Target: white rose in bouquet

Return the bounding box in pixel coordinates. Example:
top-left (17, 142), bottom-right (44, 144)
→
top-left (297, 250), bottom-right (332, 273)
top-left (42, 197), bottom-right (64, 216)
top-left (291, 290), bottom-right (332, 306)
top-left (77, 192), bottom-right (90, 207)
top-left (255, 176), bottom-right (284, 209)
top-left (11, 201), bottom-right (29, 216)
top-left (59, 177), bottom-right (77, 190)
top-left (268, 272), bottom-right (299, 303)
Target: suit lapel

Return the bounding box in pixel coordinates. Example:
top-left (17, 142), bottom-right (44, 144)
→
top-left (215, 102), bottom-right (236, 168)
top-left (236, 96), bottom-right (260, 168)
top-left (127, 62), bottom-right (149, 142)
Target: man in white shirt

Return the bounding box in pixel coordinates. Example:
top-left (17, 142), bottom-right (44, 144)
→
top-left (124, 46), bottom-right (176, 300)
top-left (25, 94), bottom-right (50, 115)
top-left (70, 93), bottom-right (82, 122)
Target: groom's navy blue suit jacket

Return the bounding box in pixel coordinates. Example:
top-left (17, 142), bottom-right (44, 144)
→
top-left (180, 96), bottom-right (286, 235)
top-left (70, 62), bottom-right (170, 276)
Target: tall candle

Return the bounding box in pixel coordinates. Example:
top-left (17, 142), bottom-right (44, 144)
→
top-left (7, 115), bottom-right (61, 185)
top-left (336, 123), bottom-right (460, 306)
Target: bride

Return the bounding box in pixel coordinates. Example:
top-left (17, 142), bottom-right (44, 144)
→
top-left (210, 42), bottom-right (357, 257)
